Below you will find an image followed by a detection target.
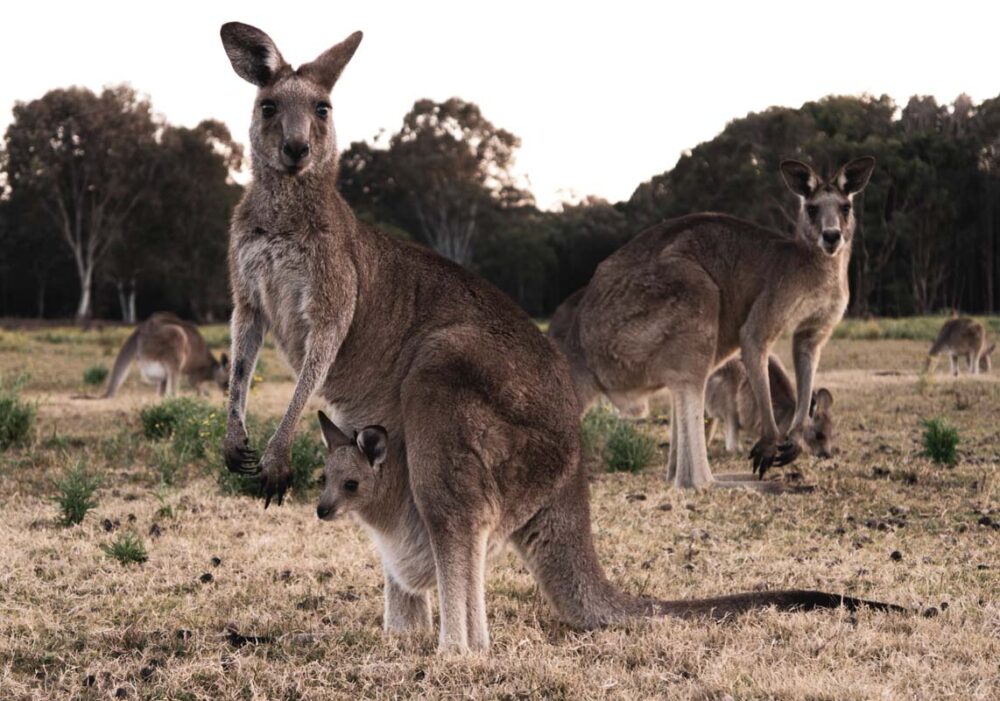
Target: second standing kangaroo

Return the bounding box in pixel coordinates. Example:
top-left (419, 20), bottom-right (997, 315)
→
top-left (219, 23), bottom-right (898, 653)
top-left (551, 157), bottom-right (875, 490)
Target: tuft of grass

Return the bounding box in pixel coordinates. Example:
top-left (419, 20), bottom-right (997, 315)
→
top-left (139, 397), bottom-right (225, 459)
top-left (580, 404), bottom-right (621, 459)
top-left (603, 420), bottom-right (658, 473)
top-left (53, 461), bottom-right (101, 526)
top-left (0, 376), bottom-right (35, 450)
top-left (101, 531), bottom-right (148, 566)
top-left (920, 418), bottom-right (960, 466)
top-left (82, 365), bottom-right (109, 386)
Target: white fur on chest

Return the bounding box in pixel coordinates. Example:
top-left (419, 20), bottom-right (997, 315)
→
top-left (138, 361), bottom-right (167, 383)
top-left (363, 522), bottom-right (436, 594)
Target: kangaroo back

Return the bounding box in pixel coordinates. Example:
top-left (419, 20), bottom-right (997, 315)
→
top-left (103, 327), bottom-right (140, 398)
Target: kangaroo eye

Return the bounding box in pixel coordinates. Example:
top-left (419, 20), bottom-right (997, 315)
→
top-left (840, 203), bottom-right (851, 216)
top-left (806, 205), bottom-right (819, 219)
top-left (315, 103), bottom-right (330, 120)
top-left (814, 432), bottom-right (826, 441)
top-left (260, 101), bottom-right (277, 119)
top-left (343, 479), bottom-right (359, 493)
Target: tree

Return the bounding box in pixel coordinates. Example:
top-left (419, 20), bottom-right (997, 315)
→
top-left (3, 86), bottom-right (158, 320)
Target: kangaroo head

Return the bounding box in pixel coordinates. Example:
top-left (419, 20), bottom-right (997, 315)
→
top-left (213, 353), bottom-right (230, 393)
top-left (804, 388), bottom-right (835, 458)
top-left (220, 22), bottom-right (362, 177)
top-left (780, 157), bottom-right (875, 257)
top-left (316, 411), bottom-right (386, 521)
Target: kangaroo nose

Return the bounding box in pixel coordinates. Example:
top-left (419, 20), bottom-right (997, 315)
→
top-left (316, 503), bottom-right (332, 520)
top-left (282, 140), bottom-right (310, 163)
top-left (822, 230), bottom-right (842, 246)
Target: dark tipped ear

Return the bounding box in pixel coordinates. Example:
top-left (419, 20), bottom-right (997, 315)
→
top-left (835, 156), bottom-right (876, 196)
top-left (780, 160), bottom-right (820, 198)
top-left (814, 388), bottom-right (834, 412)
top-left (298, 31), bottom-right (363, 92)
top-left (356, 425), bottom-right (387, 468)
top-left (318, 411), bottom-right (352, 450)
top-left (220, 22), bottom-right (287, 87)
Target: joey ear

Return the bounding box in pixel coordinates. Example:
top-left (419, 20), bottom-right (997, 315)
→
top-left (814, 388), bottom-right (834, 412)
top-left (356, 425), bottom-right (387, 468)
top-left (297, 31), bottom-right (363, 92)
top-left (835, 156), bottom-right (876, 196)
top-left (318, 411), bottom-right (352, 450)
top-left (220, 22), bottom-right (288, 86)
top-left (780, 160), bottom-right (820, 199)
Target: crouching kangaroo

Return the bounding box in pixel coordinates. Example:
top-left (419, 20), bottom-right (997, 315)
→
top-left (552, 157), bottom-right (875, 490)
top-left (315, 412), bottom-right (900, 647)
top-left (103, 312), bottom-right (229, 397)
top-left (706, 356), bottom-right (835, 458)
top-left (925, 316), bottom-right (995, 376)
top-left (218, 23), bottom-right (898, 652)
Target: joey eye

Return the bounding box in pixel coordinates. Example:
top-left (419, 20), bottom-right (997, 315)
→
top-left (315, 103), bottom-right (330, 120)
top-left (260, 101), bottom-right (277, 119)
top-left (840, 203), bottom-right (851, 216)
top-left (806, 205), bottom-right (819, 219)
top-left (343, 479), bottom-right (359, 493)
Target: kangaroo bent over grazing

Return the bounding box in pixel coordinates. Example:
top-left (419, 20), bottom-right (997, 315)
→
top-left (103, 312), bottom-right (229, 397)
top-left (219, 24), bottom-right (897, 652)
top-left (553, 158), bottom-right (875, 489)
top-left (705, 356), bottom-right (835, 458)
top-left (925, 317), bottom-right (994, 375)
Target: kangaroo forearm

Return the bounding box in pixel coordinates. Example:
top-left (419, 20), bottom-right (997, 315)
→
top-left (271, 329), bottom-right (341, 447)
top-left (742, 348), bottom-right (779, 439)
top-left (227, 305), bottom-right (265, 426)
top-left (790, 330), bottom-right (824, 431)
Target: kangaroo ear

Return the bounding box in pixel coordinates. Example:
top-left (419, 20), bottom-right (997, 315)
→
top-left (835, 156), bottom-right (876, 196)
top-left (318, 411), bottom-right (352, 450)
top-left (814, 388), bottom-right (834, 412)
top-left (298, 31), bottom-right (363, 92)
top-left (220, 22), bottom-right (288, 87)
top-left (356, 425), bottom-right (387, 468)
top-left (780, 160), bottom-right (820, 199)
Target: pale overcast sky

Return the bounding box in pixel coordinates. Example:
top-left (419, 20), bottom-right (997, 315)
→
top-left (1, 1), bottom-right (997, 208)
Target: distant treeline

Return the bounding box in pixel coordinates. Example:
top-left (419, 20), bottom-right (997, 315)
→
top-left (2, 88), bottom-right (998, 321)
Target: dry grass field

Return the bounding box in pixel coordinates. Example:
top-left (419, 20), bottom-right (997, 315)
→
top-left (1, 323), bottom-right (998, 700)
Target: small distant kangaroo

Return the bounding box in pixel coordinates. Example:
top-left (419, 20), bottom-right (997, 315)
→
top-left (551, 157), bottom-right (875, 490)
top-left (103, 312), bottom-right (229, 397)
top-left (705, 356), bottom-right (835, 459)
top-left (925, 316), bottom-right (995, 376)
top-left (219, 23), bottom-right (897, 652)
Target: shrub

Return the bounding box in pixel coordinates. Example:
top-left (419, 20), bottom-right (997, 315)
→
top-left (603, 420), bottom-right (658, 473)
top-left (0, 377), bottom-right (35, 450)
top-left (140, 397), bottom-right (206, 440)
top-left (102, 531), bottom-right (148, 566)
top-left (580, 404), bottom-right (620, 459)
top-left (54, 461), bottom-right (101, 526)
top-left (82, 365), bottom-right (109, 386)
top-left (139, 397), bottom-right (225, 459)
top-left (921, 418), bottom-right (959, 466)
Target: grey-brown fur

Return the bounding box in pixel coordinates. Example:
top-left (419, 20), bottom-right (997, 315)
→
top-left (219, 23), bottom-right (898, 653)
top-left (103, 312), bottom-right (228, 397)
top-left (551, 157), bottom-right (875, 491)
top-left (705, 356), bottom-right (835, 459)
top-left (926, 317), bottom-right (994, 375)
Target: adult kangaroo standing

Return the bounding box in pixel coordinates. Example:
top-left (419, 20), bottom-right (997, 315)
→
top-left (219, 24), bottom-right (897, 653)
top-left (555, 158), bottom-right (875, 490)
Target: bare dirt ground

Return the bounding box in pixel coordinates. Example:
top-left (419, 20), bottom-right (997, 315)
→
top-left (1, 327), bottom-right (998, 700)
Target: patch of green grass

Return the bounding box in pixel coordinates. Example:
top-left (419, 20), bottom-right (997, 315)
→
top-left (139, 397), bottom-right (225, 459)
top-left (921, 418), bottom-right (960, 466)
top-left (82, 365), bottom-right (109, 386)
top-left (150, 443), bottom-right (188, 486)
top-left (603, 420), bottom-right (658, 473)
top-left (0, 376), bottom-right (35, 450)
top-left (53, 461), bottom-right (101, 526)
top-left (101, 531), bottom-right (148, 566)
top-left (580, 404), bottom-right (620, 459)
top-left (834, 316), bottom-right (1000, 342)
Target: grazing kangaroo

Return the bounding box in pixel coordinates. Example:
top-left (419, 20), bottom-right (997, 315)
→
top-left (705, 356), bottom-right (835, 459)
top-left (219, 23), bottom-right (897, 652)
top-left (103, 312), bottom-right (229, 397)
top-left (552, 157), bottom-right (875, 489)
top-left (925, 316), bottom-right (995, 375)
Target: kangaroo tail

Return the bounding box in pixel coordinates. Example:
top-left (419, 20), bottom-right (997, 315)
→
top-left (512, 472), bottom-right (904, 630)
top-left (103, 327), bottom-right (140, 398)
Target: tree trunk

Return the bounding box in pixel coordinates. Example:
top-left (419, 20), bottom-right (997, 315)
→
top-left (127, 281), bottom-right (137, 324)
top-left (75, 265), bottom-right (94, 321)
